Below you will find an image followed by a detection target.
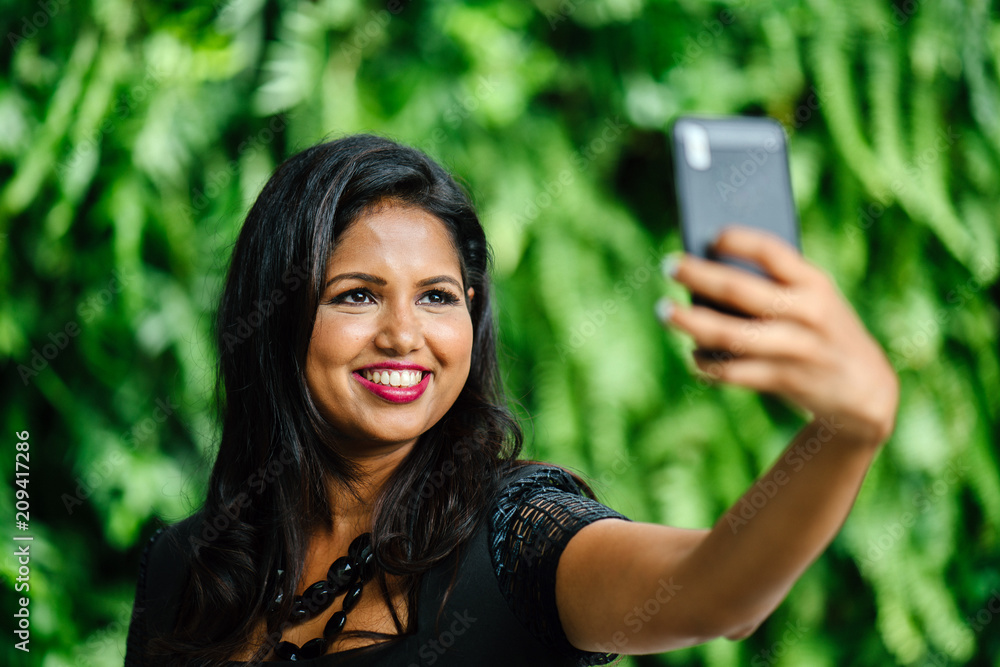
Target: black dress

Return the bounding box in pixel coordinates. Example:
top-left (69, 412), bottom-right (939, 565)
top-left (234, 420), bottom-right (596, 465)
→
top-left (124, 462), bottom-right (630, 666)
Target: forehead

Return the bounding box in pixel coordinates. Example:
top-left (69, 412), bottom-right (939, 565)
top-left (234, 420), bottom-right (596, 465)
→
top-left (328, 205), bottom-right (463, 275)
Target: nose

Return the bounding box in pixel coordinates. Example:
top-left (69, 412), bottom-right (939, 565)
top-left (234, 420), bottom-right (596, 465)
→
top-left (373, 300), bottom-right (424, 355)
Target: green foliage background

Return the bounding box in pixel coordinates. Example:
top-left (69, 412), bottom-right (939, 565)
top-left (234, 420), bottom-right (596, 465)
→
top-left (1, 0), bottom-right (999, 665)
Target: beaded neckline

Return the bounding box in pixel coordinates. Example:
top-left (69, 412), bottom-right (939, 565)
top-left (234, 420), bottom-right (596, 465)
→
top-left (272, 532), bottom-right (374, 661)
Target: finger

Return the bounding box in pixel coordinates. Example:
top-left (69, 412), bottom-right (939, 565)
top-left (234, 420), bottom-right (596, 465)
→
top-left (671, 254), bottom-right (801, 318)
top-left (712, 226), bottom-right (823, 287)
top-left (669, 305), bottom-right (817, 360)
top-left (691, 354), bottom-right (810, 398)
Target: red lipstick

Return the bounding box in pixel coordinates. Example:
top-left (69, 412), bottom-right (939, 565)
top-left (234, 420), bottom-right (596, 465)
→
top-left (354, 362), bottom-right (431, 404)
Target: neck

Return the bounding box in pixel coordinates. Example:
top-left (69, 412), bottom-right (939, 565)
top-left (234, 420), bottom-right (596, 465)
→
top-left (324, 438), bottom-right (415, 534)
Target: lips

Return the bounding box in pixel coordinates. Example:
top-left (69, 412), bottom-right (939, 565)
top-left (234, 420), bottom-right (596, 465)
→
top-left (353, 362), bottom-right (431, 404)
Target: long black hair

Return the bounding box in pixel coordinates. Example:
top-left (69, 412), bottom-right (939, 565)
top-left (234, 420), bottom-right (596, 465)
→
top-left (157, 134), bottom-right (524, 664)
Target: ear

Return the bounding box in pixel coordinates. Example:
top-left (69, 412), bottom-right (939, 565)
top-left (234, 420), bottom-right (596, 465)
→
top-left (466, 287), bottom-right (475, 304)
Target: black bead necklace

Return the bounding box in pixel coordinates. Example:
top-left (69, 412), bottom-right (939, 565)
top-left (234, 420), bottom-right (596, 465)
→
top-left (273, 533), bottom-right (374, 661)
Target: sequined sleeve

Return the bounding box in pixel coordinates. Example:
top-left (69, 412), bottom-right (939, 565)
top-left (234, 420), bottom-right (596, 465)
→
top-left (488, 464), bottom-right (630, 666)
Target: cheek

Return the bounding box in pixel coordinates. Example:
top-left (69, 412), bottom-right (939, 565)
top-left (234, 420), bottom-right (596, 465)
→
top-left (438, 316), bottom-right (474, 373)
top-left (307, 315), bottom-right (370, 376)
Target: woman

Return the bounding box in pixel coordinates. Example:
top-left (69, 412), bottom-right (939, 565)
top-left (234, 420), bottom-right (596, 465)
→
top-left (125, 134), bottom-right (898, 665)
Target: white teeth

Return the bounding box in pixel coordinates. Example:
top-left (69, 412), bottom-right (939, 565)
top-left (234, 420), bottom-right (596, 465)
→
top-left (363, 369), bottom-right (423, 388)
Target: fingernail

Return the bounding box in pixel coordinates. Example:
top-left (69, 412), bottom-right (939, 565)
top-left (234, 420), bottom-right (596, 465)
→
top-left (661, 252), bottom-right (682, 279)
top-left (655, 298), bottom-right (674, 323)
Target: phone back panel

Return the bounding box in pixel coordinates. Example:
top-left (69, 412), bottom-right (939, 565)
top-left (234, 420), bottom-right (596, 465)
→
top-left (671, 116), bottom-right (800, 274)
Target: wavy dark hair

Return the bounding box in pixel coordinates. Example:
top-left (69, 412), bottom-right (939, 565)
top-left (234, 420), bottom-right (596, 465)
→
top-left (156, 134), bottom-right (526, 664)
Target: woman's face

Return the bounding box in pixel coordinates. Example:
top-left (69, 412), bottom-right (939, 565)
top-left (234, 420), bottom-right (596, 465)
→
top-left (306, 204), bottom-right (474, 456)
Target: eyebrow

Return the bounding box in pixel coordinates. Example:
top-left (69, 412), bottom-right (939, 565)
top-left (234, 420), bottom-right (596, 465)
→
top-left (325, 273), bottom-right (464, 291)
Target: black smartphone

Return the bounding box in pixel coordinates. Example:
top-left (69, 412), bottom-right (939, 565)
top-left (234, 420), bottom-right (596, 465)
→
top-left (670, 115), bottom-right (801, 314)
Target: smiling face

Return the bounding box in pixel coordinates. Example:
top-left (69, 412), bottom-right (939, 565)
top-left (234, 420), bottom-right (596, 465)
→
top-left (305, 204), bottom-right (474, 458)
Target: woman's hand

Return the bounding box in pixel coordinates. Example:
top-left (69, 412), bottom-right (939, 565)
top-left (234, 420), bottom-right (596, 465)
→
top-left (659, 226), bottom-right (899, 446)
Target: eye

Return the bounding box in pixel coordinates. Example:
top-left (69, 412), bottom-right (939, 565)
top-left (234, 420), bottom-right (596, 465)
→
top-left (418, 289), bottom-right (461, 305)
top-left (329, 288), bottom-right (375, 305)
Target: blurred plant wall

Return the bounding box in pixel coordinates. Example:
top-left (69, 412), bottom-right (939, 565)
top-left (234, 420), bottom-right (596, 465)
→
top-left (1, 0), bottom-right (998, 665)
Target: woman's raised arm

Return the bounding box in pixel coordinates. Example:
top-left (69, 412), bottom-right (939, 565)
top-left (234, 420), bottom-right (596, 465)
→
top-left (554, 227), bottom-right (899, 655)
